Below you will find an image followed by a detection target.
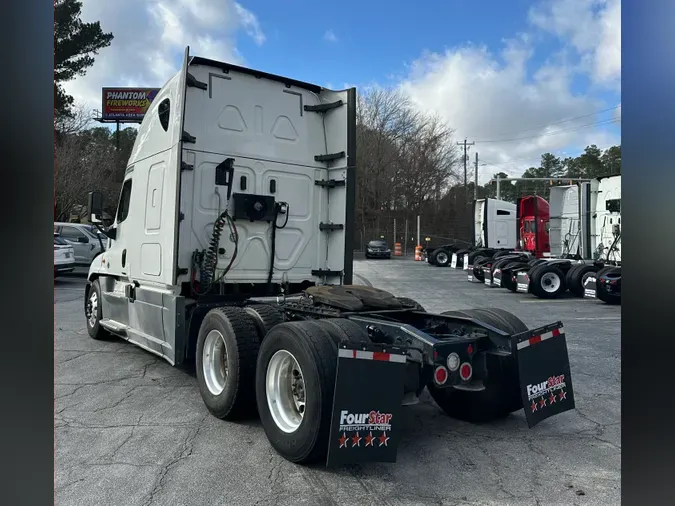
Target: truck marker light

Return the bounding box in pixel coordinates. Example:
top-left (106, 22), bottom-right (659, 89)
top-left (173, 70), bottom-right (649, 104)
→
top-left (446, 353), bottom-right (460, 371)
top-left (467, 344), bottom-right (473, 355)
top-left (434, 366), bottom-right (448, 385)
top-left (459, 363), bottom-right (472, 381)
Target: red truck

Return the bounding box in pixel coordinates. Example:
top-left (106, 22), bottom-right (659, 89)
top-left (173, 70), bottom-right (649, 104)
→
top-left (517, 195), bottom-right (550, 258)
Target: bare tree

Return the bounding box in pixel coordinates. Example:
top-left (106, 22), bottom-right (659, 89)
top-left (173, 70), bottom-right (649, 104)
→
top-left (355, 87), bottom-right (461, 247)
top-left (55, 103), bottom-right (94, 136)
top-left (54, 131), bottom-right (119, 221)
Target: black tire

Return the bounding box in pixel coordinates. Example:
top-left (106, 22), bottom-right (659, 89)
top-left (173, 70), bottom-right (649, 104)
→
top-left (196, 306), bottom-right (260, 420)
top-left (473, 259), bottom-right (490, 282)
top-left (318, 318), bottom-right (372, 346)
top-left (396, 296), bottom-right (426, 312)
top-left (530, 265), bottom-right (567, 299)
top-left (432, 248), bottom-right (451, 267)
top-left (596, 268), bottom-right (621, 305)
top-left (565, 263), bottom-right (585, 288)
top-left (255, 320), bottom-right (338, 464)
top-left (429, 309), bottom-right (522, 422)
top-left (482, 308), bottom-right (529, 334)
top-left (85, 279), bottom-right (111, 340)
top-left (568, 265), bottom-right (599, 298)
top-left (245, 303), bottom-right (285, 341)
top-left (473, 255), bottom-right (487, 266)
top-left (467, 250), bottom-right (487, 263)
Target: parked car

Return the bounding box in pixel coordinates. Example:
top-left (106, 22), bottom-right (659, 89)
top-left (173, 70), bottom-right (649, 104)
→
top-left (54, 234), bottom-right (75, 277)
top-left (53, 222), bottom-right (106, 266)
top-left (365, 239), bottom-right (392, 259)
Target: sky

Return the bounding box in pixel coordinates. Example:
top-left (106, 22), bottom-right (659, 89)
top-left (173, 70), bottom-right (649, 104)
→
top-left (65, 0), bottom-right (621, 183)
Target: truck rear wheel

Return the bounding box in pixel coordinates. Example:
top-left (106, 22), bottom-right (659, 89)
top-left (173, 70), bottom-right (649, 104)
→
top-left (530, 265), bottom-right (567, 299)
top-left (428, 309), bottom-right (523, 423)
top-left (255, 320), bottom-right (338, 464)
top-left (196, 306), bottom-right (260, 420)
top-left (244, 303), bottom-right (284, 341)
top-left (568, 265), bottom-right (598, 297)
top-left (431, 248), bottom-right (451, 267)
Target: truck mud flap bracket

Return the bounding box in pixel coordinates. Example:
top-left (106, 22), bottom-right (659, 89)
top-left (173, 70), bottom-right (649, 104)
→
top-left (512, 323), bottom-right (575, 428)
top-left (326, 343), bottom-right (406, 467)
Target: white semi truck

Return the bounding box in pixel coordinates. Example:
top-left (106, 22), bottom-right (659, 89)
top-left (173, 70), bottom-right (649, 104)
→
top-left (510, 175), bottom-right (621, 302)
top-left (424, 198), bottom-right (518, 267)
top-left (83, 47), bottom-right (576, 466)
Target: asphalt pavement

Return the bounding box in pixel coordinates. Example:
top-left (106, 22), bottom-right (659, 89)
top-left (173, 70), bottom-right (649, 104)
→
top-left (55, 259), bottom-right (620, 506)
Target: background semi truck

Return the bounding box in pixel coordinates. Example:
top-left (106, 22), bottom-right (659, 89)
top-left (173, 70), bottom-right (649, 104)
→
top-left (83, 47), bottom-right (576, 466)
top-left (424, 196), bottom-right (551, 268)
top-left (509, 175), bottom-right (621, 301)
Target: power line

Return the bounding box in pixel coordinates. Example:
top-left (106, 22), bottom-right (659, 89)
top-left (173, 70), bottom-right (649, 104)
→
top-left (478, 105), bottom-right (621, 139)
top-left (475, 117), bottom-right (620, 144)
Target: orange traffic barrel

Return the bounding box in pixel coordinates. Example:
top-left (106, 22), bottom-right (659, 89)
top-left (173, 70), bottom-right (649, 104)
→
top-left (394, 243), bottom-right (402, 256)
top-left (414, 245), bottom-right (423, 261)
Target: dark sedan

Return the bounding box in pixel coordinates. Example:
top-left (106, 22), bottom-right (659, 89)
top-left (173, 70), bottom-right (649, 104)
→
top-left (365, 240), bottom-right (392, 259)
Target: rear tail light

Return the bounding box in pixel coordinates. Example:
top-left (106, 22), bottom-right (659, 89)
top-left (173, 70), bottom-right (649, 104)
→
top-left (459, 363), bottom-right (473, 381)
top-left (434, 366), bottom-right (449, 385)
top-left (446, 353), bottom-right (460, 371)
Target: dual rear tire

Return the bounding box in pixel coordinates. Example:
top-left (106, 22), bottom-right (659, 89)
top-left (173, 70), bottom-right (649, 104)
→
top-left (195, 305), bottom-right (371, 464)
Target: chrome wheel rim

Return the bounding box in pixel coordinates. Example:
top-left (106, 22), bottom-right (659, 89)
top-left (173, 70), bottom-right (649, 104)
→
top-left (437, 252), bottom-right (449, 264)
top-left (541, 272), bottom-right (561, 293)
top-left (266, 350), bottom-right (306, 433)
top-left (203, 330), bottom-right (228, 396)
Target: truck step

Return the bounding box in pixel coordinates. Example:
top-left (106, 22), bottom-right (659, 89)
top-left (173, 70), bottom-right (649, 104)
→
top-left (99, 319), bottom-right (129, 335)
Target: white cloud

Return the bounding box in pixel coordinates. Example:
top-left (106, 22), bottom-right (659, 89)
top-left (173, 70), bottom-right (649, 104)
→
top-left (396, 1), bottom-right (621, 183)
top-left (323, 30), bottom-right (338, 43)
top-left (63, 0), bottom-right (265, 114)
top-left (529, 0), bottom-right (621, 87)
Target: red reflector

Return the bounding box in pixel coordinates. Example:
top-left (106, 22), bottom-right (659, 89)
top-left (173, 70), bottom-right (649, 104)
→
top-left (433, 350), bottom-right (438, 360)
top-left (372, 352), bottom-right (390, 361)
top-left (467, 344), bottom-right (473, 355)
top-left (434, 366), bottom-right (448, 385)
top-left (459, 363), bottom-right (472, 381)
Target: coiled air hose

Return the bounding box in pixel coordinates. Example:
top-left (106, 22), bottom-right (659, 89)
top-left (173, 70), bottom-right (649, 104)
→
top-left (267, 202), bottom-right (289, 295)
top-left (191, 210), bottom-right (238, 295)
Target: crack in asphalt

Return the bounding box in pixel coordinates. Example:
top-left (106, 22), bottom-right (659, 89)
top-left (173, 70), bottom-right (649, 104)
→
top-left (141, 414), bottom-right (208, 506)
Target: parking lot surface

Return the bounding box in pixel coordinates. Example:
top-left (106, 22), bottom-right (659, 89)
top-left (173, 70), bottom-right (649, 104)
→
top-left (55, 259), bottom-right (620, 506)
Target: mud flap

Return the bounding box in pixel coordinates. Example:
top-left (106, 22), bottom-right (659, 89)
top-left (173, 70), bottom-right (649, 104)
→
top-left (450, 253), bottom-right (458, 269)
top-left (516, 271), bottom-right (530, 293)
top-left (584, 276), bottom-right (597, 298)
top-left (492, 268), bottom-right (502, 287)
top-left (483, 267), bottom-right (493, 286)
top-left (326, 343), bottom-right (407, 466)
top-left (467, 267), bottom-right (477, 282)
top-left (512, 323), bottom-right (575, 428)
top-left (463, 254), bottom-right (470, 270)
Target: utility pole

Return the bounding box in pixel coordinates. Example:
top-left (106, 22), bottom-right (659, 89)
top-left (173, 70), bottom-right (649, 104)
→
top-left (457, 139), bottom-right (475, 203)
top-left (474, 152), bottom-right (479, 200)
